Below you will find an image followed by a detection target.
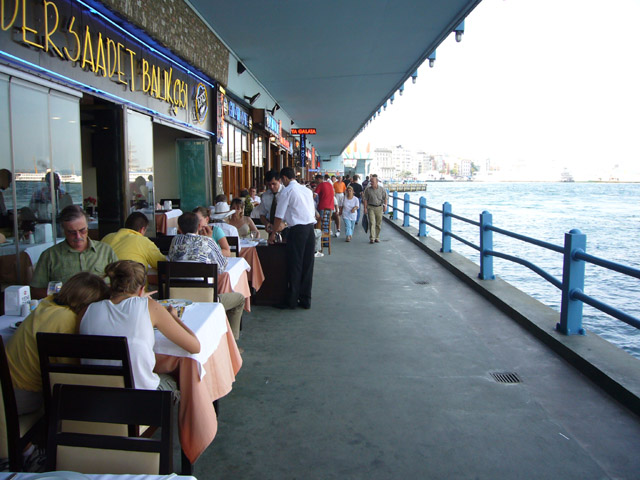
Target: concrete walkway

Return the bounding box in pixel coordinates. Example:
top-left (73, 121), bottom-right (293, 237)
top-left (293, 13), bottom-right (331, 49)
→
top-left (196, 223), bottom-right (640, 479)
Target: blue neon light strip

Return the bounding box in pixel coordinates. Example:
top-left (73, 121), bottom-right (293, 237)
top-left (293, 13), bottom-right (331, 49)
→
top-left (74, 0), bottom-right (216, 89)
top-left (0, 50), bottom-right (216, 138)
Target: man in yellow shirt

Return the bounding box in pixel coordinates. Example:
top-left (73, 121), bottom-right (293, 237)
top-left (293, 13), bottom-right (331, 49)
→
top-left (102, 212), bottom-right (166, 270)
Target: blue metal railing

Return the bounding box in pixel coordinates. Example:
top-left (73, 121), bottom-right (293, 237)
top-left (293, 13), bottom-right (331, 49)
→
top-left (387, 191), bottom-right (640, 336)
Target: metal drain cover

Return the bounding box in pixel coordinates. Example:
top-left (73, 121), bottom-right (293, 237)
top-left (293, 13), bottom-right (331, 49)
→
top-left (490, 372), bottom-right (521, 384)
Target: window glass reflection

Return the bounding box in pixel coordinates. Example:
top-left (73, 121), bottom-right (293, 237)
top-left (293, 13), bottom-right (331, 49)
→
top-left (126, 110), bottom-right (155, 234)
top-left (11, 81), bottom-right (51, 244)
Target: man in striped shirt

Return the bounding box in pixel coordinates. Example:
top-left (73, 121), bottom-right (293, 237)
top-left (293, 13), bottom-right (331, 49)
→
top-left (168, 212), bottom-right (228, 272)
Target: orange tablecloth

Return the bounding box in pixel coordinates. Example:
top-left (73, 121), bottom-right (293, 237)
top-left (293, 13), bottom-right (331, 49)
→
top-left (154, 320), bottom-right (242, 464)
top-left (238, 246), bottom-right (265, 292)
top-left (155, 210), bottom-right (181, 235)
top-left (218, 269), bottom-right (251, 312)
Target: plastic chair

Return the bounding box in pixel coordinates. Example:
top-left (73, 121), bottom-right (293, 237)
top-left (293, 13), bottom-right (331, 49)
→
top-left (157, 261), bottom-right (218, 302)
top-left (0, 336), bottom-right (43, 471)
top-left (46, 384), bottom-right (173, 474)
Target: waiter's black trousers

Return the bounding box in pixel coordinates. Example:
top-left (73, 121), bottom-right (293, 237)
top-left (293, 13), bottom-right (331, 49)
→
top-left (285, 223), bottom-right (316, 307)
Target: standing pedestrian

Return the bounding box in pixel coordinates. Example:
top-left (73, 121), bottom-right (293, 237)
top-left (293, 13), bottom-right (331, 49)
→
top-left (269, 167), bottom-right (317, 309)
top-left (362, 174), bottom-right (388, 244)
top-left (350, 175), bottom-right (363, 224)
top-left (341, 186), bottom-right (359, 242)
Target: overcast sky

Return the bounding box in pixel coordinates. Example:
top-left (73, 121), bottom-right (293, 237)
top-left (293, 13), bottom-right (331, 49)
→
top-left (353, 0), bottom-right (640, 181)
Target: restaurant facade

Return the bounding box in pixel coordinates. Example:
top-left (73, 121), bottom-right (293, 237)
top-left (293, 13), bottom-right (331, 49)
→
top-left (0, 0), bottom-right (231, 284)
top-left (0, 0), bottom-right (317, 285)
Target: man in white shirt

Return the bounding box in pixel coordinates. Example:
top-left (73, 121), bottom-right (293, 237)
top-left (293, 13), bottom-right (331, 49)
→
top-left (255, 170), bottom-right (284, 232)
top-left (269, 167), bottom-right (316, 309)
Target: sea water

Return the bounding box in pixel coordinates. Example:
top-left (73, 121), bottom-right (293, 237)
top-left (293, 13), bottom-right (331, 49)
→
top-left (404, 182), bottom-right (640, 358)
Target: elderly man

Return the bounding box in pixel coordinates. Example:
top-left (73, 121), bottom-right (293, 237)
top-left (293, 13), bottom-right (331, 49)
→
top-left (168, 212), bottom-right (246, 341)
top-left (269, 167), bottom-right (317, 309)
top-left (255, 169), bottom-right (284, 233)
top-left (102, 212), bottom-right (166, 270)
top-left (362, 174), bottom-right (388, 244)
top-left (30, 205), bottom-right (118, 298)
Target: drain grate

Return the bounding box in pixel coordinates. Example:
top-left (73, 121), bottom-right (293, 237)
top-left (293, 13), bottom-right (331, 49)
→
top-left (490, 372), bottom-right (521, 384)
top-left (414, 280), bottom-right (429, 285)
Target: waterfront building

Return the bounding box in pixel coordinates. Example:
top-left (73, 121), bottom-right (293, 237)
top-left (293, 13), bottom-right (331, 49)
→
top-left (0, 0), bottom-right (319, 284)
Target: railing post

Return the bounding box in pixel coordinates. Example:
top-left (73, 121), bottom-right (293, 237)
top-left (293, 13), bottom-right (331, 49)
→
top-left (557, 229), bottom-right (587, 335)
top-left (392, 192), bottom-right (398, 220)
top-left (418, 197), bottom-right (427, 237)
top-left (479, 211), bottom-right (495, 280)
top-left (441, 202), bottom-right (451, 253)
top-left (403, 193), bottom-right (410, 227)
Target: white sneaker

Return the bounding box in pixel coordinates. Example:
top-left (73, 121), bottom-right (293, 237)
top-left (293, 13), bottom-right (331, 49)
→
top-left (335, 231), bottom-right (340, 237)
top-left (314, 252), bottom-right (324, 257)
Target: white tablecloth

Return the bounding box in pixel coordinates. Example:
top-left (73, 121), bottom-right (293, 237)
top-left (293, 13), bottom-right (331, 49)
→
top-left (153, 302), bottom-right (227, 380)
top-left (0, 313), bottom-right (28, 340)
top-left (224, 257), bottom-right (250, 291)
top-left (163, 209), bottom-right (182, 220)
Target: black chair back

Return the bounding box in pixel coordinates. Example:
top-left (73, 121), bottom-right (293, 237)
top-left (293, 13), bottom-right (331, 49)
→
top-left (46, 384), bottom-right (173, 474)
top-left (0, 336), bottom-right (43, 471)
top-left (159, 198), bottom-right (181, 210)
top-left (157, 261), bottom-right (218, 303)
top-left (36, 333), bottom-right (134, 434)
top-left (227, 236), bottom-right (239, 257)
top-left (151, 235), bottom-right (175, 255)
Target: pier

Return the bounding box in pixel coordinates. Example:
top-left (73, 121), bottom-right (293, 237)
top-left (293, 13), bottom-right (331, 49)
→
top-left (196, 220), bottom-right (640, 479)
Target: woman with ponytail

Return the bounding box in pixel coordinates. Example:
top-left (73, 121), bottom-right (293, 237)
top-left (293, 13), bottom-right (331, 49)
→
top-left (80, 260), bottom-right (200, 391)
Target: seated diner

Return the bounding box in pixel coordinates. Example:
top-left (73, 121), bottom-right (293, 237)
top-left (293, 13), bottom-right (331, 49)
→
top-left (228, 198), bottom-right (259, 239)
top-left (193, 206), bottom-right (231, 257)
top-left (80, 260), bottom-right (200, 390)
top-left (6, 272), bottom-right (111, 414)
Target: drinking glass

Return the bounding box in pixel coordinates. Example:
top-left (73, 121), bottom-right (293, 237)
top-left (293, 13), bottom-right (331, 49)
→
top-left (47, 281), bottom-right (62, 296)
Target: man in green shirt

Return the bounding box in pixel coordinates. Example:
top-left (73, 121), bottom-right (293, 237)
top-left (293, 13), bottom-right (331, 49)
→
top-left (30, 205), bottom-right (118, 298)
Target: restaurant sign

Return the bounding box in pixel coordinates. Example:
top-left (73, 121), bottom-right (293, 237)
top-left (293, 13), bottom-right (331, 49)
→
top-left (264, 114), bottom-right (279, 136)
top-left (0, 0), bottom-right (212, 129)
top-left (222, 95), bottom-right (251, 129)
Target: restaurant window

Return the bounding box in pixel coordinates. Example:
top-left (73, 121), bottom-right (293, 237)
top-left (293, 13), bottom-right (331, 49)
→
top-left (0, 73), bottom-right (82, 284)
top-left (234, 127), bottom-right (242, 164)
top-left (221, 123), bottom-right (229, 163)
top-left (126, 109), bottom-right (155, 235)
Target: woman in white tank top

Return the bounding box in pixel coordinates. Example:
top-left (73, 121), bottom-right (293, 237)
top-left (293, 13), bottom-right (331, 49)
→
top-left (80, 260), bottom-right (200, 390)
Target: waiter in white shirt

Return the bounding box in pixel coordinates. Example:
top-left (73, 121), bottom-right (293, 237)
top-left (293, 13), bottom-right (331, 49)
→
top-left (269, 167), bottom-right (316, 309)
top-left (255, 169), bottom-right (284, 232)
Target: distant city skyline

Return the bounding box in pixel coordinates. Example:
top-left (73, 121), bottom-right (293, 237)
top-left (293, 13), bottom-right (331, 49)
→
top-left (351, 0), bottom-right (640, 181)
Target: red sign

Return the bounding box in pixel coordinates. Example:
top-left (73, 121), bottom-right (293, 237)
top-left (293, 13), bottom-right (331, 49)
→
top-left (291, 128), bottom-right (317, 135)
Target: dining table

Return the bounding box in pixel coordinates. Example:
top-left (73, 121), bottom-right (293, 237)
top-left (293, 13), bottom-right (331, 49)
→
top-left (218, 257), bottom-right (252, 311)
top-left (0, 238), bottom-right (65, 285)
top-left (237, 239), bottom-right (265, 292)
top-left (0, 302), bottom-right (242, 468)
top-left (155, 209), bottom-right (183, 235)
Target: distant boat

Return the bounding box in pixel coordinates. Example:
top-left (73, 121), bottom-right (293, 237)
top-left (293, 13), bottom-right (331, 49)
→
top-left (560, 169), bottom-right (574, 182)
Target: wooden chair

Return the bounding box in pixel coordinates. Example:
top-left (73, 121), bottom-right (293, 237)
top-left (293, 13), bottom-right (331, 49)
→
top-left (36, 333), bottom-right (136, 436)
top-left (319, 209), bottom-right (332, 255)
top-left (227, 236), bottom-right (240, 257)
top-left (151, 235), bottom-right (175, 255)
top-left (0, 336), bottom-right (43, 471)
top-left (157, 261), bottom-right (218, 303)
top-left (46, 384), bottom-right (173, 475)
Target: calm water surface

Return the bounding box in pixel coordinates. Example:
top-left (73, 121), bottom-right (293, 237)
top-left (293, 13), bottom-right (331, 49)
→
top-left (405, 182), bottom-right (640, 358)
